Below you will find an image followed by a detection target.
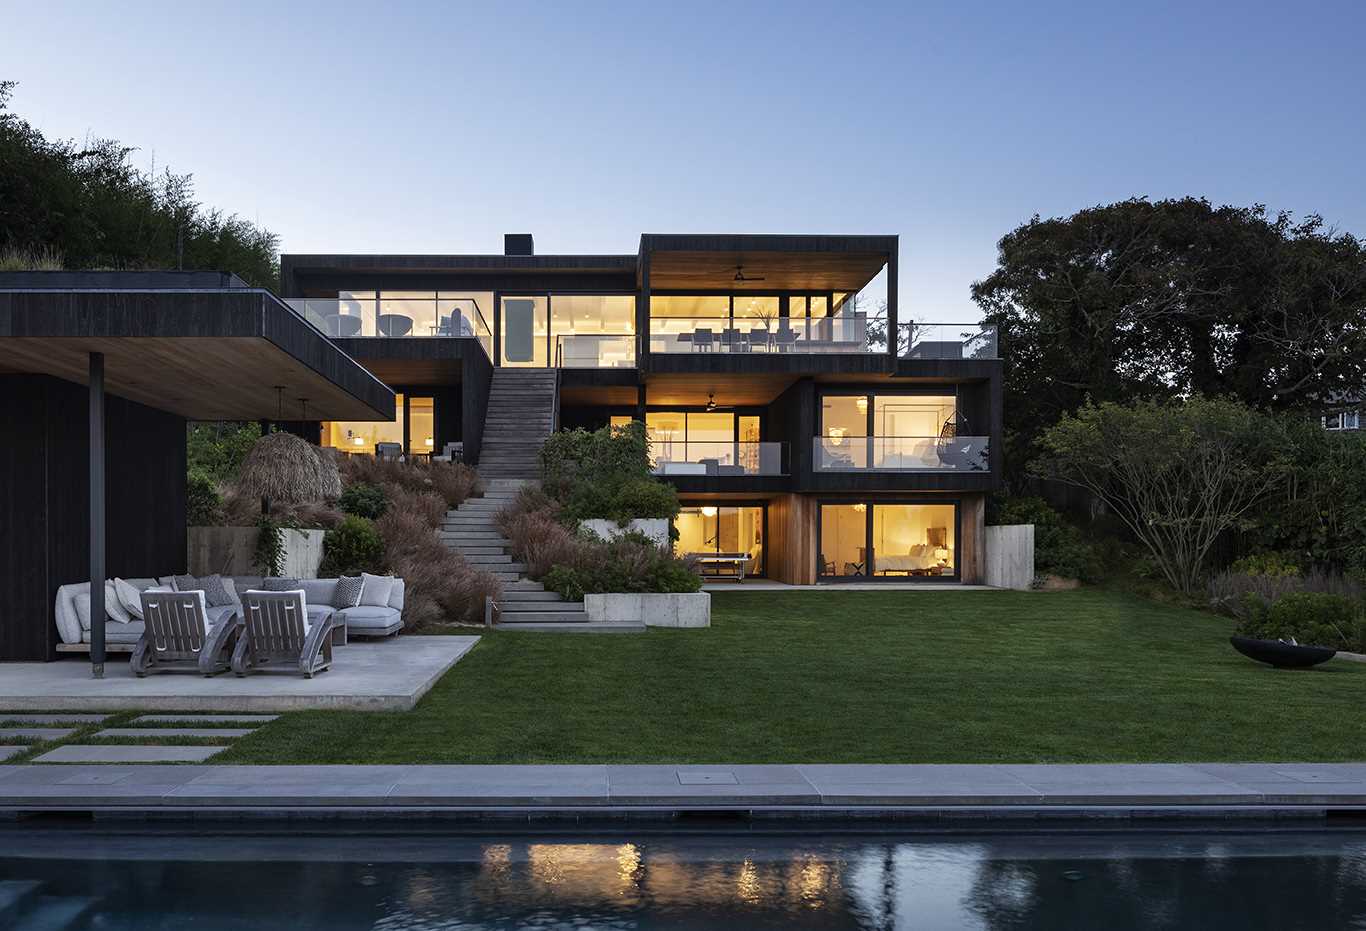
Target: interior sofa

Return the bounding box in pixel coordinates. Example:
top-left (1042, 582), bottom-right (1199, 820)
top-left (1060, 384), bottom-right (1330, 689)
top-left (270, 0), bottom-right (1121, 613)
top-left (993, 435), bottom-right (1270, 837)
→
top-left (55, 575), bottom-right (405, 650)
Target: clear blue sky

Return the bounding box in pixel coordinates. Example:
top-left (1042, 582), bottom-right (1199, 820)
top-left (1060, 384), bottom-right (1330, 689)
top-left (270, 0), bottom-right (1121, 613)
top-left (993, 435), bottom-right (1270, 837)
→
top-left (3, 0), bottom-right (1363, 321)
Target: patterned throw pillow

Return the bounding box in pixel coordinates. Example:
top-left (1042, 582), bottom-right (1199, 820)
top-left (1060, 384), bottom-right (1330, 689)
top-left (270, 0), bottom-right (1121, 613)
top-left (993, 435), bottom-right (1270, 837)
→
top-left (261, 577), bottom-right (301, 592)
top-left (332, 575), bottom-right (364, 609)
top-left (171, 574), bottom-right (196, 593)
top-left (195, 574), bottom-right (234, 607)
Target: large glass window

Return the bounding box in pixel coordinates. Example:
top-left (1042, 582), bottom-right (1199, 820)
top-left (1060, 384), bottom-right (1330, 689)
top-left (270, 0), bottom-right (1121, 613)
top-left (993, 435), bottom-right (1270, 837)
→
top-left (551, 295), bottom-right (635, 367)
top-left (324, 393), bottom-right (404, 453)
top-left (650, 296), bottom-right (729, 318)
top-left (500, 296), bottom-right (549, 366)
top-left (819, 502), bottom-right (958, 579)
top-left (675, 505), bottom-right (765, 576)
top-left (873, 395), bottom-right (956, 468)
top-left (872, 504), bottom-right (955, 576)
top-left (819, 395), bottom-right (870, 469)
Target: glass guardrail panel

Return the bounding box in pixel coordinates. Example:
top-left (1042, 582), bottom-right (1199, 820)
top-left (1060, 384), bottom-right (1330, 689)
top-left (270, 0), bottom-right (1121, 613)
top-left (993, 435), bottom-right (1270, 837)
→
top-left (648, 316), bottom-right (871, 353)
top-left (814, 436), bottom-right (990, 470)
top-left (899, 324), bottom-right (999, 360)
top-left (555, 334), bottom-right (637, 368)
top-left (650, 442), bottom-right (787, 475)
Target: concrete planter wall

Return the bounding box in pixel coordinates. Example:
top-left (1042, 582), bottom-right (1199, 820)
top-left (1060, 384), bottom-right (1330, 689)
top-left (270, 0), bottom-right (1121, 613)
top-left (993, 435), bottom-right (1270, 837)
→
top-left (984, 523), bottom-right (1035, 590)
top-left (579, 518), bottom-right (670, 547)
top-left (187, 526), bottom-right (325, 579)
top-left (584, 592), bottom-right (710, 628)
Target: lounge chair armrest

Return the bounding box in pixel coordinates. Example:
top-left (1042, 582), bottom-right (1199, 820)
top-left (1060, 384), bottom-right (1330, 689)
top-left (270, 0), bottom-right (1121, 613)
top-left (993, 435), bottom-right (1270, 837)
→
top-left (299, 616), bottom-right (334, 675)
top-left (199, 612), bottom-right (240, 675)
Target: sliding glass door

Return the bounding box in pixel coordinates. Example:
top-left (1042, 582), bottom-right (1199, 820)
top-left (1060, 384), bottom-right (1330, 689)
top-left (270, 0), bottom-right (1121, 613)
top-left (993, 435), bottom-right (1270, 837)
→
top-left (817, 502), bottom-right (958, 581)
top-left (674, 505), bottom-right (766, 577)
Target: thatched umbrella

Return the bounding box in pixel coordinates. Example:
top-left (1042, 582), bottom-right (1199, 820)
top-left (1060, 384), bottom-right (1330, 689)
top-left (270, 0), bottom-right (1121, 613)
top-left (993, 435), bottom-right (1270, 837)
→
top-left (233, 431), bottom-right (342, 508)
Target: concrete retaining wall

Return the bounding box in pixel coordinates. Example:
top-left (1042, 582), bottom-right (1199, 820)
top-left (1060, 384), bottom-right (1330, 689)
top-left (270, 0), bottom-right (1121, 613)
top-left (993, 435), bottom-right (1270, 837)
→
top-left (984, 523), bottom-right (1035, 590)
top-left (580, 518), bottom-right (670, 547)
top-left (584, 592), bottom-right (710, 627)
top-left (188, 527), bottom-right (325, 579)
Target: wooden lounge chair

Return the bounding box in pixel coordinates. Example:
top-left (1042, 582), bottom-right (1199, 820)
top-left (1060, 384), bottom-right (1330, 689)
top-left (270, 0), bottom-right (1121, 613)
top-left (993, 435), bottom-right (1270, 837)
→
top-left (232, 590), bottom-right (334, 678)
top-left (131, 590), bottom-right (239, 677)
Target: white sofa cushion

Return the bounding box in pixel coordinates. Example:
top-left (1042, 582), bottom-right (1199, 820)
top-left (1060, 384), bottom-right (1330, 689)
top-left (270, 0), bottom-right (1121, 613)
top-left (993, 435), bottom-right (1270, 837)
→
top-left (243, 589), bottom-right (313, 633)
top-left (388, 578), bottom-right (406, 611)
top-left (360, 573), bottom-right (395, 607)
top-left (114, 578), bottom-right (147, 619)
top-left (338, 604), bottom-right (403, 632)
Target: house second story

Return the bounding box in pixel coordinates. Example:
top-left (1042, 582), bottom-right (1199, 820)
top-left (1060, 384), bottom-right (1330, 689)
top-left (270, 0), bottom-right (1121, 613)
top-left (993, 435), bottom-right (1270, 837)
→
top-left (279, 232), bottom-right (1002, 497)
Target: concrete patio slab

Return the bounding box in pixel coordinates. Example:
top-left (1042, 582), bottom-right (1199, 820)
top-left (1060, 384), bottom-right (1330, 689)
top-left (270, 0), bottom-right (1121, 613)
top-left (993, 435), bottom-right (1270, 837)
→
top-left (95, 728), bottom-right (254, 739)
top-left (32, 745), bottom-right (228, 764)
top-left (0, 713), bottom-right (110, 724)
top-left (0, 636), bottom-right (478, 712)
top-left (132, 714), bottom-right (278, 724)
top-left (3, 763), bottom-right (1366, 816)
top-left (0, 728), bottom-right (76, 741)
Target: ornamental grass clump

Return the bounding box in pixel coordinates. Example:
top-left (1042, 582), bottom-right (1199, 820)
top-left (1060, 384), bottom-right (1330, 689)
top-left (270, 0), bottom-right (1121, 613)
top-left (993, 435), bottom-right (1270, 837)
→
top-left (377, 500), bottom-right (500, 626)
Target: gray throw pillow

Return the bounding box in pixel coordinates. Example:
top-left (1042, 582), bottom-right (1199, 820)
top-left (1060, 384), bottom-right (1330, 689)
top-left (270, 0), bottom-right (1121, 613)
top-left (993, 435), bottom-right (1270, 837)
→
top-left (171, 574), bottom-right (196, 593)
top-left (333, 575), bottom-right (364, 609)
top-left (261, 577), bottom-right (301, 592)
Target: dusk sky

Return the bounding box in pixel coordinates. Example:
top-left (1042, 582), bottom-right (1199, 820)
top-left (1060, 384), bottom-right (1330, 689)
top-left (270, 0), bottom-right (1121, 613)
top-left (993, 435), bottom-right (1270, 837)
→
top-left (3, 0), bottom-right (1363, 321)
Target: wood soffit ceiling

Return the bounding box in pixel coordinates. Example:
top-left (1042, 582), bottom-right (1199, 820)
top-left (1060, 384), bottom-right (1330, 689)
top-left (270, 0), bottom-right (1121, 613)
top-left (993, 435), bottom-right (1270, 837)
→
top-left (648, 251), bottom-right (889, 291)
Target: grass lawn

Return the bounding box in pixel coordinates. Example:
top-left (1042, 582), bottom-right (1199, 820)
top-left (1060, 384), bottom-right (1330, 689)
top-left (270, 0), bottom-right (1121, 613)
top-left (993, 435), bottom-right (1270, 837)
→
top-left (217, 589), bottom-right (1366, 765)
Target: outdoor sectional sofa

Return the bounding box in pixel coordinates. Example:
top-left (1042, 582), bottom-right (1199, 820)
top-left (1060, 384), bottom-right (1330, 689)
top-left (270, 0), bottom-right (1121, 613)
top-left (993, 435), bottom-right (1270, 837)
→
top-left (54, 575), bottom-right (405, 652)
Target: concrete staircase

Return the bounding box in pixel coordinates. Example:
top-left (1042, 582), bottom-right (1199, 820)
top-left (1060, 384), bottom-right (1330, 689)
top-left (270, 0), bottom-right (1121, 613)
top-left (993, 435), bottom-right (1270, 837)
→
top-left (441, 479), bottom-right (617, 629)
top-left (477, 369), bottom-right (557, 481)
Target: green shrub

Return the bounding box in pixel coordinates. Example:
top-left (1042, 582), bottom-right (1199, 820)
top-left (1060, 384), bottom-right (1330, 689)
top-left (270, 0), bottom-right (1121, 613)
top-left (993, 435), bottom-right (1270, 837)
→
top-left (318, 515), bottom-right (386, 577)
top-left (186, 468), bottom-right (222, 526)
top-left (339, 482), bottom-right (388, 520)
top-left (610, 478), bottom-right (680, 524)
top-left (1230, 551), bottom-right (1302, 578)
top-left (989, 495), bottom-right (1100, 581)
top-left (187, 422), bottom-right (262, 485)
top-left (253, 515), bottom-right (286, 576)
top-left (1237, 591), bottom-right (1365, 651)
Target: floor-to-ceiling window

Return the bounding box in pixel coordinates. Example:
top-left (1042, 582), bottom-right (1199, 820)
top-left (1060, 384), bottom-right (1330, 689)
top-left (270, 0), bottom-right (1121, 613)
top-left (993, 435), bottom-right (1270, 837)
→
top-left (818, 392), bottom-right (967, 470)
top-left (674, 505), bottom-right (766, 576)
top-left (550, 295), bottom-right (636, 367)
top-left (500, 296), bottom-right (550, 367)
top-left (645, 411), bottom-right (772, 474)
top-left (818, 502), bottom-right (958, 580)
top-left (407, 396), bottom-right (435, 455)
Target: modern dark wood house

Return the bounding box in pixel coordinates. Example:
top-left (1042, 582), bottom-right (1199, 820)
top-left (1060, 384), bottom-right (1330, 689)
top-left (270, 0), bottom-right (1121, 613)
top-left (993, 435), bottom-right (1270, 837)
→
top-left (281, 233), bottom-right (1002, 586)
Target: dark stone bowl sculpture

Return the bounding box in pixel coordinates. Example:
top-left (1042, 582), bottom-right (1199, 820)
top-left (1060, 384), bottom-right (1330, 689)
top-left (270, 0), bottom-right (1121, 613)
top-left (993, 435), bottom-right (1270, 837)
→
top-left (1230, 636), bottom-right (1336, 669)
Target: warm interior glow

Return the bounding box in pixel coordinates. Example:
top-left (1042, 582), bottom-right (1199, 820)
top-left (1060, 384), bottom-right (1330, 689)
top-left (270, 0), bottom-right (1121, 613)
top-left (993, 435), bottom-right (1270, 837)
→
top-left (324, 393), bottom-right (404, 453)
top-left (701, 506), bottom-right (718, 518)
top-left (674, 505), bottom-right (765, 575)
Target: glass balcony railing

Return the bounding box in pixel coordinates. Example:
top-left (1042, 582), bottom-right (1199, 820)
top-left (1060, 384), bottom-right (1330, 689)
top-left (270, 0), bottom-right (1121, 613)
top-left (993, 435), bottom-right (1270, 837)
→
top-left (651, 441), bottom-right (789, 477)
top-left (649, 315), bottom-right (869, 354)
top-left (814, 436), bottom-right (990, 471)
top-left (286, 297), bottom-right (494, 358)
top-left (554, 333), bottom-right (636, 368)
top-left (896, 322), bottom-right (998, 360)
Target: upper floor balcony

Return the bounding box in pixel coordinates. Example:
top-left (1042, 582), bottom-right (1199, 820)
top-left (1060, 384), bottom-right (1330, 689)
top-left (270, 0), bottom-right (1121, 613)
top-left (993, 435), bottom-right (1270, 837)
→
top-left (649, 314), bottom-right (870, 354)
top-left (814, 435), bottom-right (990, 471)
top-left (651, 440), bottom-right (789, 477)
top-left (895, 322), bottom-right (998, 360)
top-left (286, 294), bottom-right (494, 358)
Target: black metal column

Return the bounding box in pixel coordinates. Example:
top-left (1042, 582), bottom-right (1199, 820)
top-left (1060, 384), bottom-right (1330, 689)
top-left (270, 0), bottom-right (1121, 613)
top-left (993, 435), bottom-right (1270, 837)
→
top-left (89, 352), bottom-right (106, 678)
top-left (886, 241), bottom-right (899, 361)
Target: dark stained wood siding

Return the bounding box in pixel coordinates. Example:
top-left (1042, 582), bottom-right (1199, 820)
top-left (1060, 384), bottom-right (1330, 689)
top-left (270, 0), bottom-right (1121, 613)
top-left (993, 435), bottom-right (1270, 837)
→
top-left (0, 375), bottom-right (186, 662)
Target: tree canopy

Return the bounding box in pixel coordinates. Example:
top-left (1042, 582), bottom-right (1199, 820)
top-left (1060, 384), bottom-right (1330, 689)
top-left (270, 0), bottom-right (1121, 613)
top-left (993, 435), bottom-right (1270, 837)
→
top-left (0, 81), bottom-right (279, 287)
top-left (973, 197), bottom-right (1366, 481)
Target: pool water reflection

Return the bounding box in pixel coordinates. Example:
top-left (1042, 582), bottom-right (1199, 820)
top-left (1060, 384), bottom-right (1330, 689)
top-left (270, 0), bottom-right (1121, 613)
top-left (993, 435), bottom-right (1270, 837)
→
top-left (3, 827), bottom-right (1366, 928)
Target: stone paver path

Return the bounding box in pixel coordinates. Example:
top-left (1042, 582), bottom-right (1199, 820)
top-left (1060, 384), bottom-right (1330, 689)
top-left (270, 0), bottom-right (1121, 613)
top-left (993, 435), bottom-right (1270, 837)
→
top-left (132, 714), bottom-right (277, 724)
top-left (0, 713), bottom-right (110, 724)
top-left (96, 728), bottom-right (254, 739)
top-left (0, 728), bottom-right (76, 741)
top-left (33, 745), bottom-right (227, 764)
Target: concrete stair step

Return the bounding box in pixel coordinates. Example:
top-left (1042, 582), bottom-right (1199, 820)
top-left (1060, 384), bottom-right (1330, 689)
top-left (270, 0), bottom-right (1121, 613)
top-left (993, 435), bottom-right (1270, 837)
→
top-left (495, 609), bottom-right (588, 623)
top-left (498, 600), bottom-right (581, 612)
top-left (448, 546), bottom-right (509, 556)
top-left (498, 590), bottom-right (565, 602)
top-left (462, 554), bottom-right (513, 564)
top-left (502, 580), bottom-right (545, 591)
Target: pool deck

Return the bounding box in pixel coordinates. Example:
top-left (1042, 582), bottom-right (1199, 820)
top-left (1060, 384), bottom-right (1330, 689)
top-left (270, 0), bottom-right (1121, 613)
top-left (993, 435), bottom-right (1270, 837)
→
top-left (4, 762), bottom-right (1366, 819)
top-left (0, 636), bottom-right (479, 713)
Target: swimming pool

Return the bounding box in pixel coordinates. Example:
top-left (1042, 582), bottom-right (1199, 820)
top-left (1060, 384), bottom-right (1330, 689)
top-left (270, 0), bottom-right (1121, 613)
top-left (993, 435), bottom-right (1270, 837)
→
top-left (3, 824), bottom-right (1364, 928)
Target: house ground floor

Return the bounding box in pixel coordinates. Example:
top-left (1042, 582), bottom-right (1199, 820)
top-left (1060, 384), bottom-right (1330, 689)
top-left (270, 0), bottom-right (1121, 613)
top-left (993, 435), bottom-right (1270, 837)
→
top-left (671, 492), bottom-right (985, 585)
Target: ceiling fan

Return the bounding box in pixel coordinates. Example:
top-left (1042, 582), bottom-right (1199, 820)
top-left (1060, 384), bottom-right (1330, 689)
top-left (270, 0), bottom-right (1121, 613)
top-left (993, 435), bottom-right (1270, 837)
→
top-left (732, 263), bottom-right (765, 283)
top-left (705, 392), bottom-right (736, 412)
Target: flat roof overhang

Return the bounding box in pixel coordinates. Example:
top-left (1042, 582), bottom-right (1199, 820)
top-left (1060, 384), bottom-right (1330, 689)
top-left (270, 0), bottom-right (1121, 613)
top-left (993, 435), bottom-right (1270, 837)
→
top-left (0, 286), bottom-right (394, 420)
top-left (641, 234), bottom-right (895, 292)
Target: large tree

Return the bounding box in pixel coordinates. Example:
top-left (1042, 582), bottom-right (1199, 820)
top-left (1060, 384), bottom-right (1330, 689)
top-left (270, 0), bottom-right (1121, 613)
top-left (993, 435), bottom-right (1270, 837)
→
top-left (973, 197), bottom-right (1366, 483)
